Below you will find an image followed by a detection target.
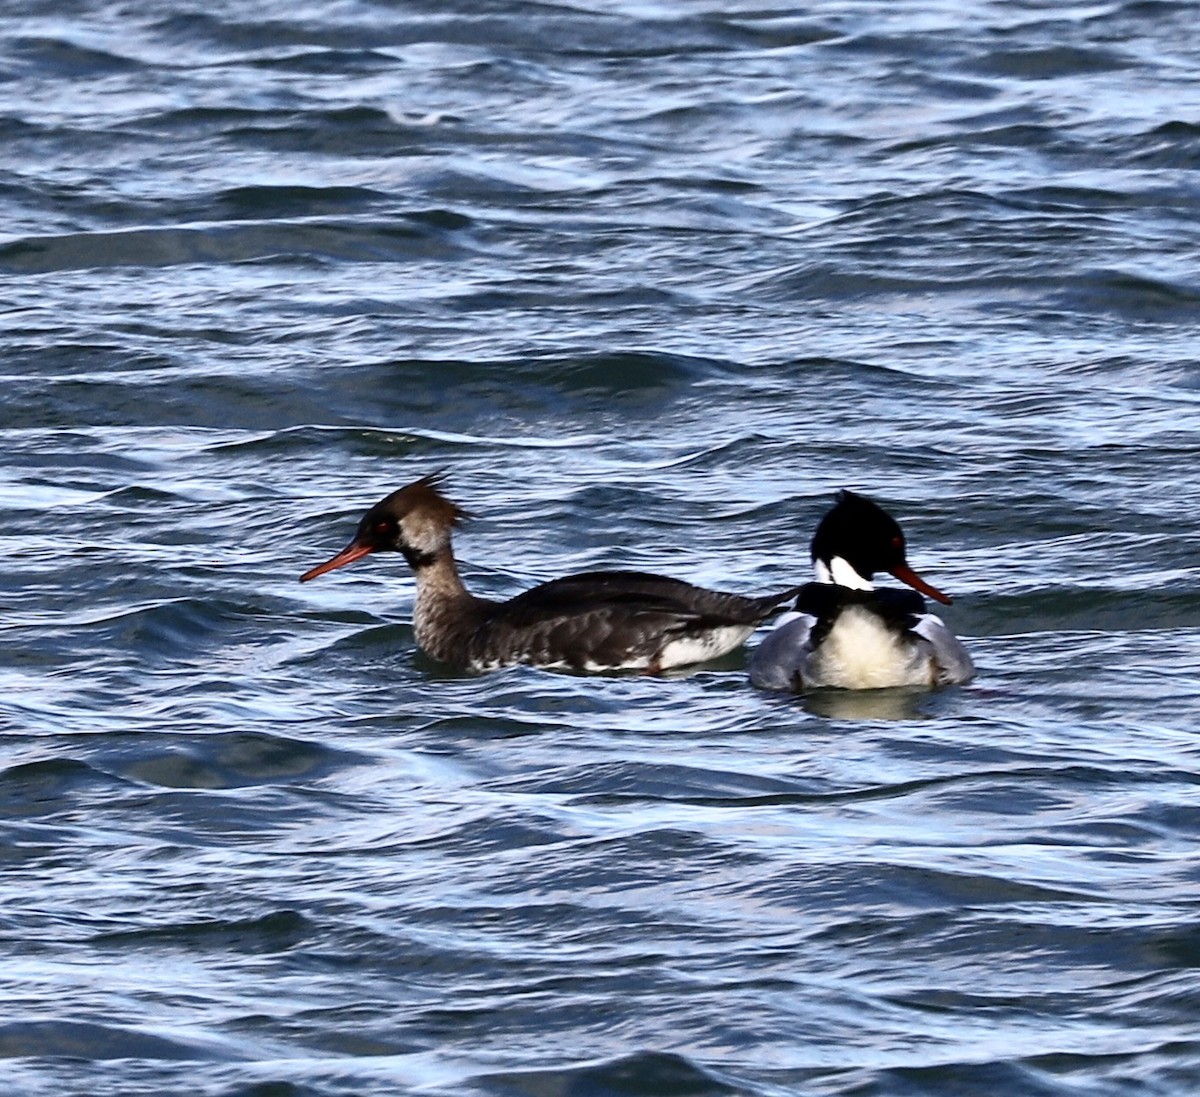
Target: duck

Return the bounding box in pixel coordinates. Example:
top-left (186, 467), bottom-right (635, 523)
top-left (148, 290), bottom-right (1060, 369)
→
top-left (749, 489), bottom-right (974, 692)
top-left (300, 474), bottom-right (799, 674)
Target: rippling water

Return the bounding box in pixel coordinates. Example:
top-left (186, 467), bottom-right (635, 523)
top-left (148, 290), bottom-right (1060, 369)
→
top-left (4, 2), bottom-right (1200, 1094)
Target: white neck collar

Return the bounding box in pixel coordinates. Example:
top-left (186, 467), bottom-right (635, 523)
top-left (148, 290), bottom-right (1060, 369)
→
top-left (814, 555), bottom-right (874, 591)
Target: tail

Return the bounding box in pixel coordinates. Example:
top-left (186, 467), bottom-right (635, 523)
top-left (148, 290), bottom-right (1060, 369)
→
top-left (749, 586), bottom-right (803, 622)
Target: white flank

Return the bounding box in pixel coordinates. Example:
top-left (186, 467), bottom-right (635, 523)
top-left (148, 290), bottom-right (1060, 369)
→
top-left (657, 625), bottom-right (754, 670)
top-left (473, 627), bottom-right (753, 674)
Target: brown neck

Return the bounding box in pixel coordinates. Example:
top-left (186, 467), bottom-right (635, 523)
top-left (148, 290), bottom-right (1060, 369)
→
top-left (410, 549), bottom-right (494, 665)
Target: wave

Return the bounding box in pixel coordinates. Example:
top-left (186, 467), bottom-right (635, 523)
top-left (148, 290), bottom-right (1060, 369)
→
top-left (472, 1050), bottom-right (740, 1097)
top-left (0, 215), bottom-right (478, 274)
top-left (0, 1019), bottom-right (241, 1062)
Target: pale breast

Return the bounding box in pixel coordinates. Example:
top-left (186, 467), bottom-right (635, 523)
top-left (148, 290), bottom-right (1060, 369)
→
top-left (807, 605), bottom-right (934, 690)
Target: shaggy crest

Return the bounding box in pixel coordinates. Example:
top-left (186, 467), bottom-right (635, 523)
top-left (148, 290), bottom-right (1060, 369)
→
top-left (382, 471), bottom-right (472, 525)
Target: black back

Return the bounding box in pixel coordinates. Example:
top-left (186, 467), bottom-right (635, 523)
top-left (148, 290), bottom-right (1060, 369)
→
top-left (472, 570), bottom-right (797, 670)
top-left (794, 582), bottom-right (926, 650)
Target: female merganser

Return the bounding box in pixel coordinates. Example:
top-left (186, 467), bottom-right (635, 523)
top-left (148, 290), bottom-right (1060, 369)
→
top-left (301, 474), bottom-right (798, 674)
top-left (750, 490), bottom-right (974, 692)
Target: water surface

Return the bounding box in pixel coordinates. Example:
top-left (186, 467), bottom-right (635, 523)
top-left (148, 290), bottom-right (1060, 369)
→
top-left (3, 2), bottom-right (1200, 1094)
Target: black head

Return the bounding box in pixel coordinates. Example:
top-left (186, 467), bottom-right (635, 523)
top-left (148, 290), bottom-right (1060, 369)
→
top-left (810, 489), bottom-right (952, 605)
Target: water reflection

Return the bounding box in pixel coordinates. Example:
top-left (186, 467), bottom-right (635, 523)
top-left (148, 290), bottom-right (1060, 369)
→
top-left (802, 686), bottom-right (932, 721)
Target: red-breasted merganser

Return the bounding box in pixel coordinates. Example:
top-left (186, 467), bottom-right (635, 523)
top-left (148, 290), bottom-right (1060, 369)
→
top-left (750, 490), bottom-right (974, 692)
top-left (301, 474), bottom-right (798, 674)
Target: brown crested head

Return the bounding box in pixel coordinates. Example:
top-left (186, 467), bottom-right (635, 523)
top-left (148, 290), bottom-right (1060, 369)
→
top-left (300, 472), bottom-right (469, 582)
top-left (376, 472), bottom-right (470, 528)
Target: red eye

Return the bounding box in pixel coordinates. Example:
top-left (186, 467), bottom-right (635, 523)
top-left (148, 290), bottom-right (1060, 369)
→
top-left (891, 536), bottom-right (903, 549)
top-left (374, 520), bottom-right (392, 535)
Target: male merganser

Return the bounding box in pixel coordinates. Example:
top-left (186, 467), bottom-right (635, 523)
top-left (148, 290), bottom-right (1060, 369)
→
top-left (749, 490), bottom-right (974, 692)
top-left (301, 474), bottom-right (798, 674)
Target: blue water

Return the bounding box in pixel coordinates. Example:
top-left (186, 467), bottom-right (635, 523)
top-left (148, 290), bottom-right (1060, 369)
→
top-left (4, 2), bottom-right (1200, 1094)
